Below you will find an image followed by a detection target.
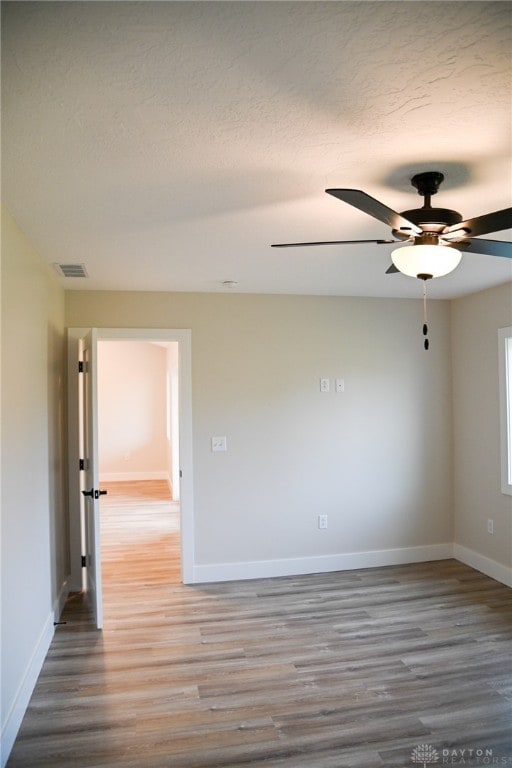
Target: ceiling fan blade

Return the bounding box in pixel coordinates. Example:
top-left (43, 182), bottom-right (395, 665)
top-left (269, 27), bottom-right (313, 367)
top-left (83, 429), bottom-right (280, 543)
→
top-left (449, 238), bottom-right (512, 259)
top-left (325, 189), bottom-right (422, 235)
top-left (385, 263), bottom-right (399, 274)
top-left (445, 207), bottom-right (512, 238)
top-left (271, 239), bottom-right (397, 248)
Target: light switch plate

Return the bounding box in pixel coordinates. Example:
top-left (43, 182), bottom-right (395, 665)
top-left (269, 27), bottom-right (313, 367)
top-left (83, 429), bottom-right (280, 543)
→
top-left (211, 436), bottom-right (227, 452)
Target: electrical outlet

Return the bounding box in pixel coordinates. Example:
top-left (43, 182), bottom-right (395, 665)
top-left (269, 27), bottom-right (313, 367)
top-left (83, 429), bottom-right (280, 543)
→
top-left (487, 518), bottom-right (494, 534)
top-left (318, 514), bottom-right (328, 530)
top-left (320, 378), bottom-right (330, 393)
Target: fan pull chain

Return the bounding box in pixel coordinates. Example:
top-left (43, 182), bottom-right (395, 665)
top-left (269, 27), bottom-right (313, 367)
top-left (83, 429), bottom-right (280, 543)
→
top-left (422, 280), bottom-right (429, 351)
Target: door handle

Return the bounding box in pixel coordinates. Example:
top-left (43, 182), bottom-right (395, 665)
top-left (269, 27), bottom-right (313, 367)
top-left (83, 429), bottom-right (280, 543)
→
top-left (82, 489), bottom-right (108, 499)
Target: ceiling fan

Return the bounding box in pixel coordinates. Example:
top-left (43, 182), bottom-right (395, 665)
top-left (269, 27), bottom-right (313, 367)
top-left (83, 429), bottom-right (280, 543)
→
top-left (271, 171), bottom-right (512, 280)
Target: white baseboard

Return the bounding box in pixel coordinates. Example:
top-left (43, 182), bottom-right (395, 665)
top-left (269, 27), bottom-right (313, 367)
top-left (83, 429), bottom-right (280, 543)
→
top-left (192, 543), bottom-right (454, 584)
top-left (1, 613), bottom-right (55, 768)
top-left (453, 543), bottom-right (512, 588)
top-left (99, 471), bottom-right (169, 482)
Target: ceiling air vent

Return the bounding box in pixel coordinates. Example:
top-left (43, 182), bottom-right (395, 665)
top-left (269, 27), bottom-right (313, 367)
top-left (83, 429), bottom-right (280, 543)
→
top-left (54, 263), bottom-right (89, 278)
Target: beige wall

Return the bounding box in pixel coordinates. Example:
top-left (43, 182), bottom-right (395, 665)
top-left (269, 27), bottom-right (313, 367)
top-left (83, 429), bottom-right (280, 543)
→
top-left (97, 341), bottom-right (168, 480)
top-left (1, 206), bottom-right (67, 760)
top-left (66, 290), bottom-right (454, 571)
top-left (452, 282), bottom-right (512, 577)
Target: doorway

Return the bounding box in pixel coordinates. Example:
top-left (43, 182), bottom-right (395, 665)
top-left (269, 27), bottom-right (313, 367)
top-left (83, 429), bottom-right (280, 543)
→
top-left (97, 340), bottom-right (179, 494)
top-left (67, 328), bottom-right (195, 613)
top-left (97, 340), bottom-right (181, 600)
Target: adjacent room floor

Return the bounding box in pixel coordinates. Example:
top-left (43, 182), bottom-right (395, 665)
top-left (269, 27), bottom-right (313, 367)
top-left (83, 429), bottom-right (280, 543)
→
top-left (7, 482), bottom-right (512, 767)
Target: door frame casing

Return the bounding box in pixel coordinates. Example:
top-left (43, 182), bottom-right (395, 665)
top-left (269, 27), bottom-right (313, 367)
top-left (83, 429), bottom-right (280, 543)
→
top-left (67, 328), bottom-right (195, 591)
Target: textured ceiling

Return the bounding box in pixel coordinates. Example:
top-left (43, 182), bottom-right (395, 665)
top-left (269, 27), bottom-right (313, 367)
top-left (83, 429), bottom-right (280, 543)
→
top-left (2, 1), bottom-right (511, 299)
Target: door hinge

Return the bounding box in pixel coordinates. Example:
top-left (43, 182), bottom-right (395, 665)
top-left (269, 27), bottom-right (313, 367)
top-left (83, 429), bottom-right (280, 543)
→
top-left (81, 555), bottom-right (87, 567)
top-left (78, 361), bottom-right (84, 373)
top-left (79, 458), bottom-right (85, 471)
top-left (179, 469), bottom-right (183, 478)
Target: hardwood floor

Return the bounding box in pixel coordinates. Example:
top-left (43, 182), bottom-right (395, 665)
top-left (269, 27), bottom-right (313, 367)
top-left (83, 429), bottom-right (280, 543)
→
top-left (100, 480), bottom-right (181, 589)
top-left (7, 482), bottom-right (512, 767)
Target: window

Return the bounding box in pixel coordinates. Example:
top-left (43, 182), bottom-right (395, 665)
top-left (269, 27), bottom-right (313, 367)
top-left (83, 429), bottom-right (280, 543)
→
top-left (498, 326), bottom-right (512, 496)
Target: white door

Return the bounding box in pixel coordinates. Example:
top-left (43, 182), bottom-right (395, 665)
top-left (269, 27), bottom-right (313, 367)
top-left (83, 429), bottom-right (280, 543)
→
top-left (80, 328), bottom-right (104, 629)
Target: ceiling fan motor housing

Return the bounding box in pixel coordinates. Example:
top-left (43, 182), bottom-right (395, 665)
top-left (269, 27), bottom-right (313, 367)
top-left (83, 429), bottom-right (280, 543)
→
top-left (392, 207), bottom-right (464, 240)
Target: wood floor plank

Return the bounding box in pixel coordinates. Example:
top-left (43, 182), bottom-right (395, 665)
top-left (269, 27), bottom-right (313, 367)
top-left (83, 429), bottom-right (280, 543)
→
top-left (7, 481), bottom-right (512, 767)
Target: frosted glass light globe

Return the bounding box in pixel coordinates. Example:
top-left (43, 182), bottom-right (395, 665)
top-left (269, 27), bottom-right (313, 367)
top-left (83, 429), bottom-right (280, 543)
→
top-left (391, 244), bottom-right (462, 279)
